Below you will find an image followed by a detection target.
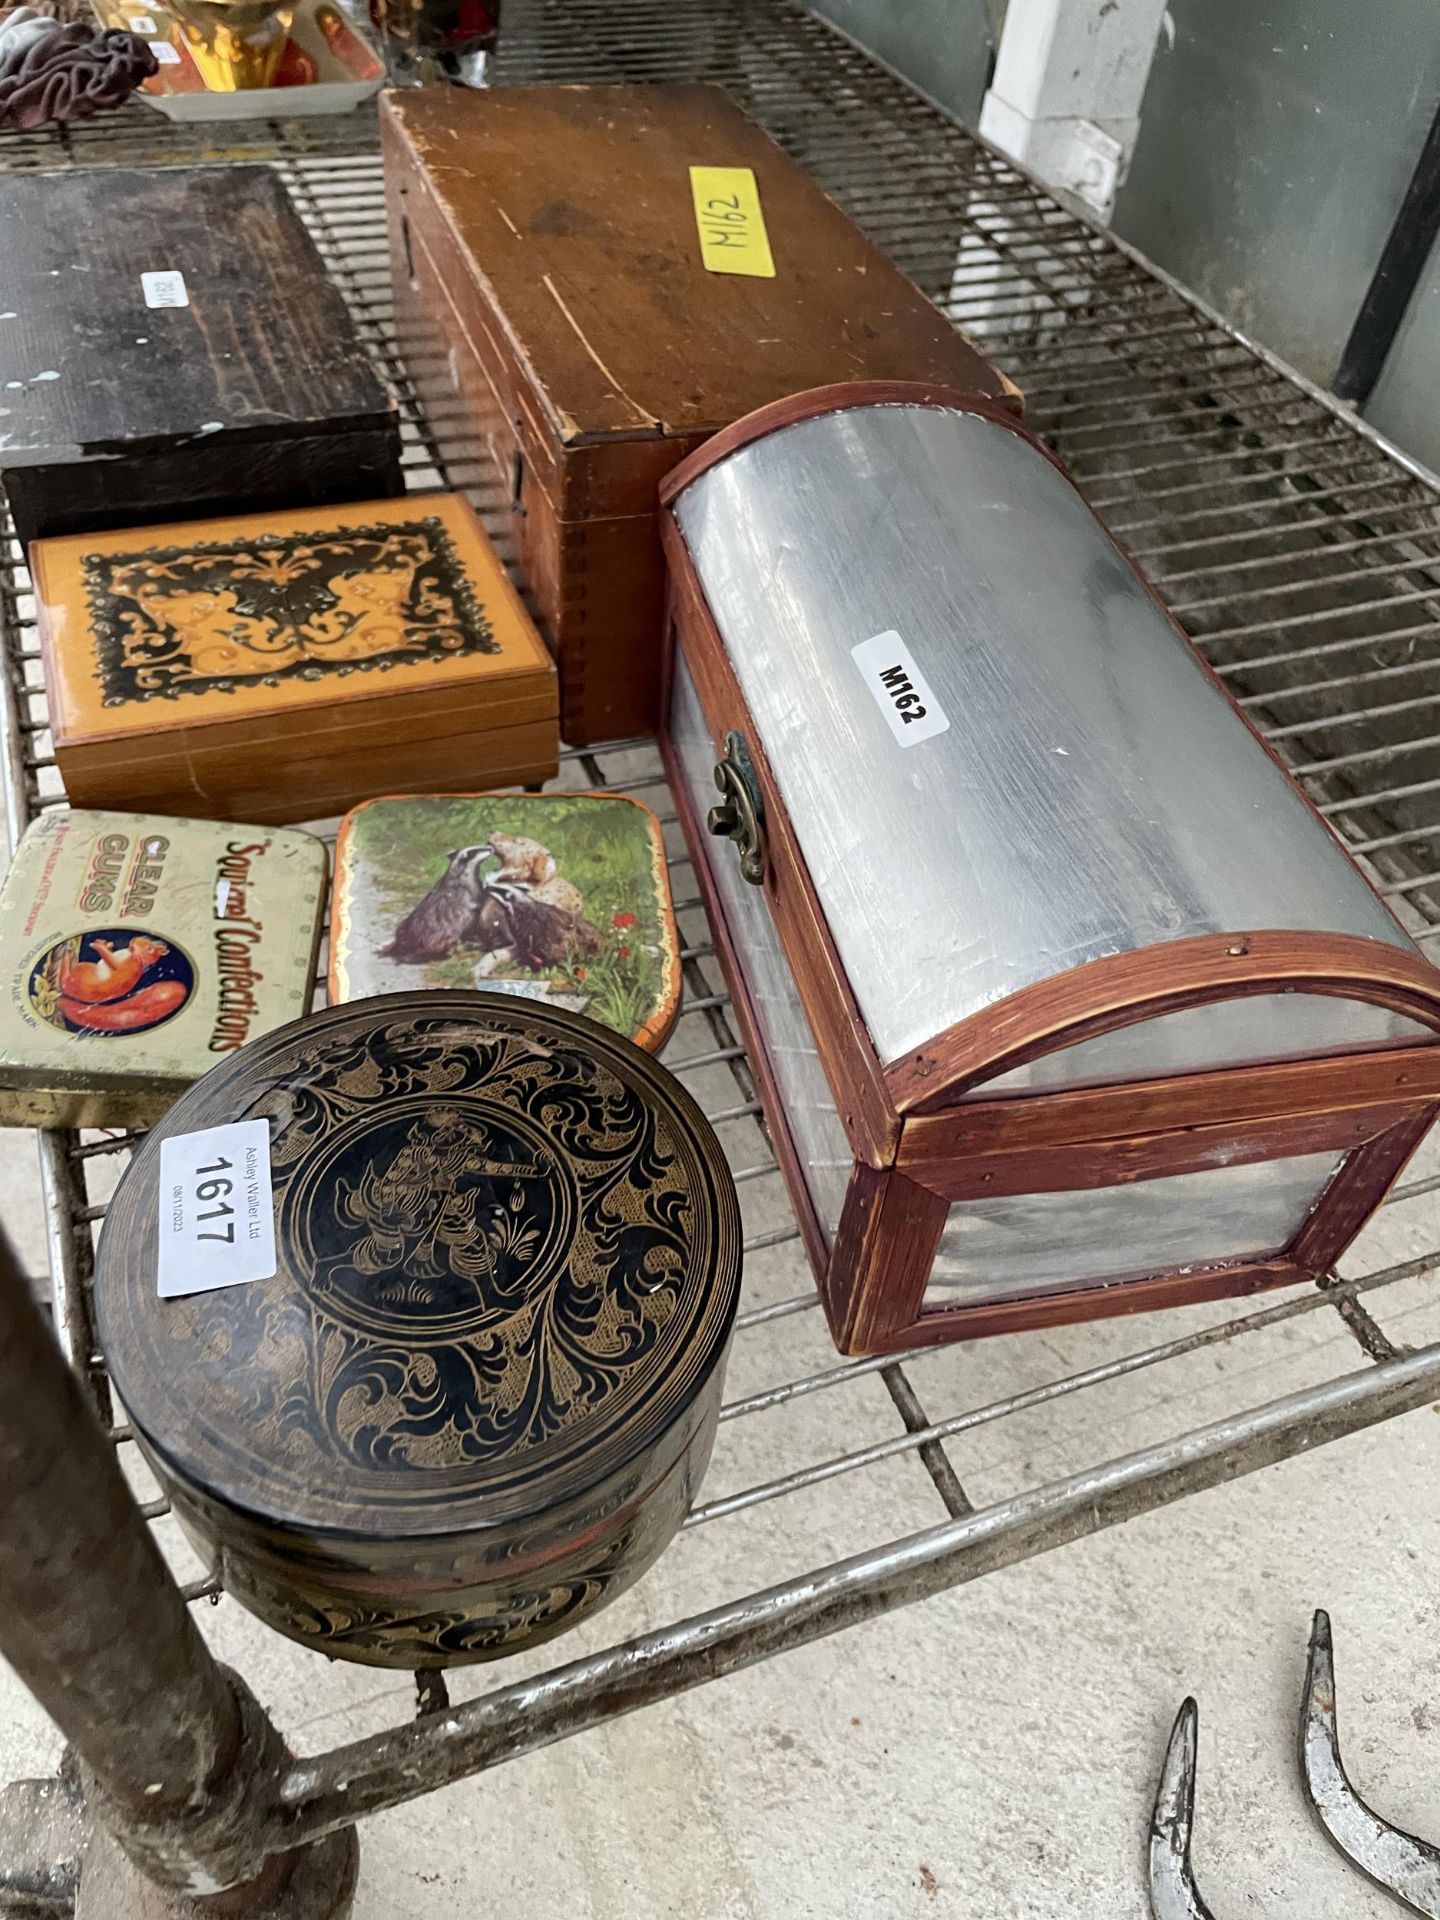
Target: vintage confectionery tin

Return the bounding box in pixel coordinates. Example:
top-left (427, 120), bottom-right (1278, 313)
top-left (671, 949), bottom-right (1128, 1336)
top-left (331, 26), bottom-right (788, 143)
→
top-left (96, 992), bottom-right (741, 1669)
top-left (0, 808), bottom-right (326, 1128)
top-left (329, 792), bottom-right (682, 1050)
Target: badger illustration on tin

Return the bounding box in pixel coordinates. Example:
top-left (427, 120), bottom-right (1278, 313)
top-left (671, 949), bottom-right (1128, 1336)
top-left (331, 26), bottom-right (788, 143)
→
top-left (381, 833), bottom-right (600, 973)
top-left (381, 844), bottom-right (494, 965)
top-left (473, 832), bottom-right (601, 976)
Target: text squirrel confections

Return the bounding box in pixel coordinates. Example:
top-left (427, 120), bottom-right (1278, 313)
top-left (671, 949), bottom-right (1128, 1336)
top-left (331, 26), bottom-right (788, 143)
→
top-left (0, 809), bottom-right (327, 1128)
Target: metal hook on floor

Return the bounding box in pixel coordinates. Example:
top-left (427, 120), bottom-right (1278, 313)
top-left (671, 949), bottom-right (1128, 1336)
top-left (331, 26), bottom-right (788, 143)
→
top-left (1149, 1698), bottom-right (1219, 1920)
top-left (1300, 1608), bottom-right (1440, 1917)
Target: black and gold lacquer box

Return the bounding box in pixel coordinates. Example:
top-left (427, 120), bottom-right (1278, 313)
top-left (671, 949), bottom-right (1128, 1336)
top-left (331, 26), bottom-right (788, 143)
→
top-left (95, 993), bottom-right (742, 1669)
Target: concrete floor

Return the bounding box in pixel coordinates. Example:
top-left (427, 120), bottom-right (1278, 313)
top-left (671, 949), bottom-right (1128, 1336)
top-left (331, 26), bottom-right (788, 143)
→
top-left (3, 774), bottom-right (1440, 1914)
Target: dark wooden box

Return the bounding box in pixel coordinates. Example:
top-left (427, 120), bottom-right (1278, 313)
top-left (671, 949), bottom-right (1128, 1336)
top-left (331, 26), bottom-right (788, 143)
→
top-left (381, 83), bottom-right (1017, 746)
top-left (1, 166), bottom-right (402, 548)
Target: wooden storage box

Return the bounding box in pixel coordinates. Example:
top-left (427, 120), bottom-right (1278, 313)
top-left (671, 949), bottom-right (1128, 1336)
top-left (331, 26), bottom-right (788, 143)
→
top-left (381, 83), bottom-right (1017, 746)
top-left (34, 493), bottom-right (558, 823)
top-left (661, 382), bottom-right (1440, 1354)
top-left (0, 165), bottom-right (402, 548)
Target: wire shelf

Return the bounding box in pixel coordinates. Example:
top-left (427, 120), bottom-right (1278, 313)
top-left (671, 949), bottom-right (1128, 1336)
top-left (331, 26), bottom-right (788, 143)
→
top-left (6, 0), bottom-right (1440, 1824)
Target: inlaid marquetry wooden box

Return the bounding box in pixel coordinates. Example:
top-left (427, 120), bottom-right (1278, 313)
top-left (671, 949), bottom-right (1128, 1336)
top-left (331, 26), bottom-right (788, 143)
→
top-left (381, 83), bottom-right (1017, 746)
top-left (0, 166), bottom-right (402, 548)
top-left (33, 493), bottom-right (559, 823)
top-left (661, 381), bottom-right (1440, 1354)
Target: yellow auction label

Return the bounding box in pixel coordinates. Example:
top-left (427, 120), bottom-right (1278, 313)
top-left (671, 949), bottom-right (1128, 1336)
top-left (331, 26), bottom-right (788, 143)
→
top-left (689, 166), bottom-right (776, 278)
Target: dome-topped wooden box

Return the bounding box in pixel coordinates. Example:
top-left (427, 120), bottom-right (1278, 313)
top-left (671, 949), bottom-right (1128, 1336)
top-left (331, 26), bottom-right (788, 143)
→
top-left (659, 381), bottom-right (1440, 1354)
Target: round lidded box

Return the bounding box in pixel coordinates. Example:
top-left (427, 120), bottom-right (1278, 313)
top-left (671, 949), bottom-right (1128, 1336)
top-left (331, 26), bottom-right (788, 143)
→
top-left (96, 992), bottom-right (741, 1668)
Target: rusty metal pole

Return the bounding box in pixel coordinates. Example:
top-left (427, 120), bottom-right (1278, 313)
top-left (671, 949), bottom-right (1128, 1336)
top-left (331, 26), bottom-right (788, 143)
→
top-left (0, 1222), bottom-right (357, 1917)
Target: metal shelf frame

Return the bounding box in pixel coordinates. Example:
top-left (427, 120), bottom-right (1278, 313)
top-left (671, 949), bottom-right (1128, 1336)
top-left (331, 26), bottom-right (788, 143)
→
top-left (6, 0), bottom-right (1440, 1845)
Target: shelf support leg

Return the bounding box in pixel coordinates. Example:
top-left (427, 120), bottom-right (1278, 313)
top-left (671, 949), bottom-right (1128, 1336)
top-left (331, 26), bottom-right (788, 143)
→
top-left (0, 1222), bottom-right (357, 1917)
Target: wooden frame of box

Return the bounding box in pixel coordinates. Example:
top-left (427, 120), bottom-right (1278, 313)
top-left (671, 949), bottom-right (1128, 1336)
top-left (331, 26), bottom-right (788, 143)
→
top-left (658, 383), bottom-right (1440, 1354)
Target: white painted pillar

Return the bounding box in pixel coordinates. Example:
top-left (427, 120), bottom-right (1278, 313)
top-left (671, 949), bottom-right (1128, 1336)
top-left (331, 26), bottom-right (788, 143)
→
top-left (978, 0), bottom-right (1170, 221)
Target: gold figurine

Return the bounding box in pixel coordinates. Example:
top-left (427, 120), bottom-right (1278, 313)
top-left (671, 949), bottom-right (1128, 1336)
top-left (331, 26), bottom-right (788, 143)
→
top-left (164, 0), bottom-right (293, 88)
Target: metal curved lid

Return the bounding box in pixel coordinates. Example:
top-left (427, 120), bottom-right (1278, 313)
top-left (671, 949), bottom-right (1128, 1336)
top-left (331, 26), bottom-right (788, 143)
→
top-left (97, 992), bottom-right (741, 1538)
top-left (669, 394), bottom-right (1428, 1075)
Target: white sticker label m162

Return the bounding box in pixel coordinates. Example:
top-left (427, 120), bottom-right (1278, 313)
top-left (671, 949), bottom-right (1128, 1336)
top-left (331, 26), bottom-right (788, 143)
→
top-left (157, 1118), bottom-right (276, 1299)
top-left (141, 269), bottom-right (189, 310)
top-left (851, 630), bottom-right (950, 747)
top-left (148, 39), bottom-right (180, 61)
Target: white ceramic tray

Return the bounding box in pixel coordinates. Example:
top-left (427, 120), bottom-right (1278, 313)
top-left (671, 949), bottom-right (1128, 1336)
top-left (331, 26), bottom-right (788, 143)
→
top-left (107, 0), bottom-right (382, 119)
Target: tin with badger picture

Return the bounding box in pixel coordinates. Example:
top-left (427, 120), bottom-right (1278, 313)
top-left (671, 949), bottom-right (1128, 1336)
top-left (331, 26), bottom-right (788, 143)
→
top-left (329, 791), bottom-right (682, 1050)
top-left (95, 992), bottom-right (741, 1669)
